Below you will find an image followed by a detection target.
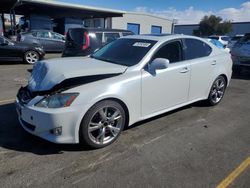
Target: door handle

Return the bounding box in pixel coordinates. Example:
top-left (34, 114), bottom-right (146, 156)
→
top-left (180, 67), bottom-right (189, 73)
top-left (211, 60), bottom-right (217, 65)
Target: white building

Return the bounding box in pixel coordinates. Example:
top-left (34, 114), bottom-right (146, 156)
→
top-left (112, 12), bottom-right (173, 34)
top-left (1, 0), bottom-right (173, 35)
top-left (85, 12), bottom-right (173, 34)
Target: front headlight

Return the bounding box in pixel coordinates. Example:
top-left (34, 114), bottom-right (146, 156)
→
top-left (35, 93), bottom-right (79, 108)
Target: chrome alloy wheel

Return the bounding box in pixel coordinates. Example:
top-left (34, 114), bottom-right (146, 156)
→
top-left (25, 51), bottom-right (39, 64)
top-left (88, 106), bottom-right (123, 145)
top-left (210, 77), bottom-right (226, 104)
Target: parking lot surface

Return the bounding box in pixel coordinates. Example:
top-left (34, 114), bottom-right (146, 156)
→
top-left (0, 57), bottom-right (249, 188)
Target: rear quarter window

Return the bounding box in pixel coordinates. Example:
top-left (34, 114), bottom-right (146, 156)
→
top-left (184, 38), bottom-right (212, 60)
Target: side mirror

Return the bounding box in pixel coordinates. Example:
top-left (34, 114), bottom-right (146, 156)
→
top-left (148, 58), bottom-right (169, 75)
top-left (150, 58), bottom-right (169, 70)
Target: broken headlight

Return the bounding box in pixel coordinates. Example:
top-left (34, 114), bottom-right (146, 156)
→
top-left (35, 93), bottom-right (79, 108)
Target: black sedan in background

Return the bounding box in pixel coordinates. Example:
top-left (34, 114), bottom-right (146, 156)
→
top-left (0, 36), bottom-right (45, 64)
top-left (20, 30), bottom-right (65, 52)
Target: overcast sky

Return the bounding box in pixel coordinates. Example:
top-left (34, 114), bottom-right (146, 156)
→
top-left (59, 0), bottom-right (250, 24)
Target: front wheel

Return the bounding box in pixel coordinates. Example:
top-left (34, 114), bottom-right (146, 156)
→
top-left (24, 50), bottom-right (39, 64)
top-left (80, 100), bottom-right (126, 149)
top-left (207, 76), bottom-right (227, 106)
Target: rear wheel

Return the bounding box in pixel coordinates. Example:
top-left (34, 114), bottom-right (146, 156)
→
top-left (207, 76), bottom-right (226, 106)
top-left (80, 100), bottom-right (126, 148)
top-left (24, 51), bottom-right (39, 64)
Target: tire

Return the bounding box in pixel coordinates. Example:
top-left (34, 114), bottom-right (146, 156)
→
top-left (80, 100), bottom-right (126, 149)
top-left (24, 50), bottom-right (39, 64)
top-left (207, 76), bottom-right (227, 106)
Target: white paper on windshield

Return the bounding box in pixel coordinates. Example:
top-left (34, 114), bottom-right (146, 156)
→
top-left (133, 42), bottom-right (151, 47)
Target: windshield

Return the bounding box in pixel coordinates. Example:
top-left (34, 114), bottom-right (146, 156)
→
top-left (239, 34), bottom-right (250, 43)
top-left (91, 38), bottom-right (157, 66)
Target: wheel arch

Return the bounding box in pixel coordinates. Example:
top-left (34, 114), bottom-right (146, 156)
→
top-left (77, 97), bottom-right (130, 143)
top-left (23, 49), bottom-right (40, 63)
top-left (219, 74), bottom-right (228, 86)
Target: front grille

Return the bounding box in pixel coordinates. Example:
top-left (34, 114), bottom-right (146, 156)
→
top-left (17, 87), bottom-right (35, 105)
top-left (21, 119), bottom-right (36, 131)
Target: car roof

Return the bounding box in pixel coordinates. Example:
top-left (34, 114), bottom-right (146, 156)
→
top-left (23, 30), bottom-right (63, 35)
top-left (209, 35), bottom-right (229, 37)
top-left (123, 34), bottom-right (205, 42)
top-left (69, 27), bottom-right (133, 33)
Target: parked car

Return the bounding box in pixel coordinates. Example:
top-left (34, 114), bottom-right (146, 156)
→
top-left (16, 34), bottom-right (232, 148)
top-left (0, 36), bottom-right (45, 64)
top-left (20, 30), bottom-right (65, 52)
top-left (231, 33), bottom-right (250, 73)
top-left (208, 35), bottom-right (230, 47)
top-left (62, 28), bottom-right (134, 57)
top-left (227, 34), bottom-right (244, 50)
top-left (207, 38), bottom-right (230, 52)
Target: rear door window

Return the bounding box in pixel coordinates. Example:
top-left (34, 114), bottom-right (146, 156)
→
top-left (51, 32), bottom-right (65, 41)
top-left (183, 38), bottom-right (212, 60)
top-left (104, 32), bottom-right (120, 44)
top-left (37, 31), bottom-right (50, 39)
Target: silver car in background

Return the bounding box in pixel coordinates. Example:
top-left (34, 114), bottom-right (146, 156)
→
top-left (16, 34), bottom-right (232, 148)
top-left (20, 30), bottom-right (65, 52)
top-left (227, 35), bottom-right (244, 50)
top-left (231, 33), bottom-right (250, 73)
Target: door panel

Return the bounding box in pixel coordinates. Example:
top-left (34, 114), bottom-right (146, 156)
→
top-left (182, 38), bottom-right (215, 101)
top-left (0, 44), bottom-right (21, 60)
top-left (188, 57), bottom-right (214, 101)
top-left (141, 62), bottom-right (190, 116)
top-left (36, 31), bottom-right (53, 51)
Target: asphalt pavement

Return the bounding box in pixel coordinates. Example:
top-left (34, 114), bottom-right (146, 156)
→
top-left (0, 56), bottom-right (249, 188)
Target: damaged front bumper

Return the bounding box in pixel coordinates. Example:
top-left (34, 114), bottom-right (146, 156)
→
top-left (16, 87), bottom-right (84, 144)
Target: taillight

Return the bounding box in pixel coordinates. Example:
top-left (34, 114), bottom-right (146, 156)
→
top-left (82, 32), bottom-right (90, 50)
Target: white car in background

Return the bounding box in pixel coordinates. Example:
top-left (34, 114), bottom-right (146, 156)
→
top-left (16, 34), bottom-right (232, 148)
top-left (208, 35), bottom-right (230, 47)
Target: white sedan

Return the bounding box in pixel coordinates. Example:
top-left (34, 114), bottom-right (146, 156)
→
top-left (16, 34), bottom-right (232, 148)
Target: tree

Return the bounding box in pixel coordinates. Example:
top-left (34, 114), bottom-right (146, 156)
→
top-left (193, 15), bottom-right (232, 37)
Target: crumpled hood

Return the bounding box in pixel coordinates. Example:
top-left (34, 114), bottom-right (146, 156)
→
top-left (28, 57), bottom-right (127, 92)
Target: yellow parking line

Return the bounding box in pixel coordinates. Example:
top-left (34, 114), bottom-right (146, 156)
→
top-left (216, 157), bottom-right (250, 188)
top-left (0, 99), bottom-right (15, 104)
